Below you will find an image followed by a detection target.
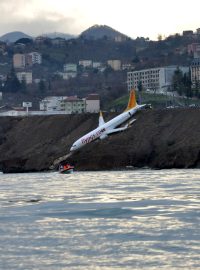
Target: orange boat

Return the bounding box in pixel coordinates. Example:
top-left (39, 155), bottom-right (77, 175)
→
top-left (59, 163), bottom-right (74, 174)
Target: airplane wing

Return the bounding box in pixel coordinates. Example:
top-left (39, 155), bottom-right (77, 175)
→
top-left (98, 111), bottom-right (105, 126)
top-left (101, 119), bottom-right (136, 138)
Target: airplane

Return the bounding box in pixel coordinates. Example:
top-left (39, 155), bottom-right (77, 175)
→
top-left (70, 89), bottom-right (146, 152)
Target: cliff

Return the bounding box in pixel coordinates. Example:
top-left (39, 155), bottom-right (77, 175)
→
top-left (1, 108), bottom-right (200, 173)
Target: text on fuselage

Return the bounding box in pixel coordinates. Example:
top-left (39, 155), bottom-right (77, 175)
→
top-left (81, 128), bottom-right (106, 144)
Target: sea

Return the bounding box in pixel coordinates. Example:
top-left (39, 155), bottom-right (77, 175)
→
top-left (0, 169), bottom-right (199, 270)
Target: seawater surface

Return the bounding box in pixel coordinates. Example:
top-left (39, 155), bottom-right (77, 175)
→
top-left (0, 170), bottom-right (199, 270)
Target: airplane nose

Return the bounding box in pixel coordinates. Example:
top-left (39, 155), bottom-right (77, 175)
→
top-left (70, 145), bottom-right (75, 152)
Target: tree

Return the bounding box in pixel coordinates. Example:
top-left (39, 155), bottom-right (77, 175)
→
top-left (172, 68), bottom-right (184, 96)
top-left (172, 69), bottom-right (192, 101)
top-left (182, 73), bottom-right (192, 98)
top-left (137, 81), bottom-right (143, 104)
top-left (38, 80), bottom-right (46, 93)
top-left (21, 79), bottom-right (27, 93)
top-left (157, 34), bottom-right (163, 41)
top-left (193, 79), bottom-right (200, 98)
top-left (4, 68), bottom-right (21, 93)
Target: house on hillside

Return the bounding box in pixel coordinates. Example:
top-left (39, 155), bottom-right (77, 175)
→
top-left (79, 60), bottom-right (92, 68)
top-left (62, 96), bottom-right (86, 114)
top-left (85, 94), bottom-right (100, 113)
top-left (16, 72), bottom-right (32, 84)
top-left (188, 43), bottom-right (200, 58)
top-left (107, 60), bottom-right (121, 71)
top-left (39, 96), bottom-right (68, 111)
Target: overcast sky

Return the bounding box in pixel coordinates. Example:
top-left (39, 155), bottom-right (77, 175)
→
top-left (0, 0), bottom-right (199, 40)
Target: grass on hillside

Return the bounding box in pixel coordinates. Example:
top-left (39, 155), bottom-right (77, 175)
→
top-left (107, 91), bottom-right (200, 111)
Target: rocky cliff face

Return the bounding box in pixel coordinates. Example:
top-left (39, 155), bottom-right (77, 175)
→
top-left (1, 109), bottom-right (200, 173)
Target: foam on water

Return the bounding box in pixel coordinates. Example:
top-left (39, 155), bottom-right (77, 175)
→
top-left (0, 170), bottom-right (200, 269)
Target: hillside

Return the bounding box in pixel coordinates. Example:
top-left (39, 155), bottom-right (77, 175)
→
top-left (1, 108), bottom-right (200, 173)
top-left (80, 24), bottom-right (129, 40)
top-left (44, 32), bottom-right (75, 40)
top-left (0, 31), bottom-right (32, 42)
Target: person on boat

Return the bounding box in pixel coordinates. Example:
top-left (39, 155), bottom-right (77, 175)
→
top-left (63, 164), bottom-right (69, 170)
top-left (59, 164), bottom-right (63, 170)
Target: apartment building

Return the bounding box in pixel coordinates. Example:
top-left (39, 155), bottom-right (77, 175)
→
top-left (127, 66), bottom-right (189, 92)
top-left (13, 52), bottom-right (42, 68)
top-left (16, 72), bottom-right (32, 84)
top-left (190, 58), bottom-right (200, 87)
top-left (13, 54), bottom-right (26, 68)
top-left (29, 52), bottom-right (42, 64)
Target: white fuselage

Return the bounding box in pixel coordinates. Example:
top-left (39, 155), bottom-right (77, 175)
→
top-left (70, 105), bottom-right (144, 152)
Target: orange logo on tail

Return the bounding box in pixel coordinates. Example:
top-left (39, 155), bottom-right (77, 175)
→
top-left (125, 89), bottom-right (137, 111)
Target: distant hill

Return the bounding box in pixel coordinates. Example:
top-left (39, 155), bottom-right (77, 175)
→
top-left (0, 31), bottom-right (32, 42)
top-left (80, 24), bottom-right (129, 40)
top-left (43, 32), bottom-right (76, 40)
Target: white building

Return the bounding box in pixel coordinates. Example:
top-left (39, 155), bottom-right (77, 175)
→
top-left (40, 96), bottom-right (68, 111)
top-left (93, 62), bottom-right (102, 68)
top-left (28, 52), bottom-right (42, 64)
top-left (16, 72), bottom-right (32, 84)
top-left (58, 72), bottom-right (77, 80)
top-left (62, 63), bottom-right (77, 79)
top-left (63, 63), bottom-right (77, 72)
top-left (127, 66), bottom-right (189, 92)
top-left (86, 94), bottom-right (100, 113)
top-left (40, 94), bottom-right (100, 114)
top-left (107, 60), bottom-right (121, 71)
top-left (79, 60), bottom-right (92, 68)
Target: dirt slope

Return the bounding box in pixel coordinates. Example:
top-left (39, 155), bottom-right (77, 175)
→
top-left (1, 108), bottom-right (200, 173)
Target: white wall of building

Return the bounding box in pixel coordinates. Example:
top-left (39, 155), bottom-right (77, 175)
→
top-left (40, 96), bottom-right (67, 111)
top-left (40, 94), bottom-right (100, 114)
top-left (86, 94), bottom-right (100, 113)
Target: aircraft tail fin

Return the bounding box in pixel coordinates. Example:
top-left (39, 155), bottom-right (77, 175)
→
top-left (98, 110), bottom-right (105, 126)
top-left (125, 89), bottom-right (137, 111)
